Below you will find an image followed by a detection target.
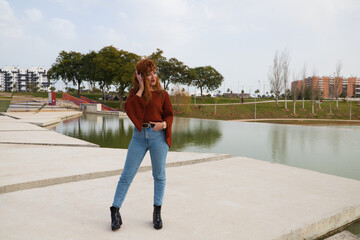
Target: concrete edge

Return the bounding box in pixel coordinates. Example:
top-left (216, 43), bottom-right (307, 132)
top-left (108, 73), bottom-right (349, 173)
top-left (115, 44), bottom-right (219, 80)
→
top-left (320, 218), bottom-right (360, 240)
top-left (274, 205), bottom-right (360, 240)
top-left (324, 230), bottom-right (360, 240)
top-left (0, 113), bottom-right (19, 119)
top-left (1, 111), bottom-right (83, 127)
top-left (26, 119), bottom-right (61, 127)
top-left (0, 153), bottom-right (232, 194)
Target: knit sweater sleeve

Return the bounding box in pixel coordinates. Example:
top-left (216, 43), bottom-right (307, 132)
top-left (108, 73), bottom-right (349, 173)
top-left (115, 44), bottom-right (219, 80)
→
top-left (163, 91), bottom-right (174, 147)
top-left (124, 89), bottom-right (146, 132)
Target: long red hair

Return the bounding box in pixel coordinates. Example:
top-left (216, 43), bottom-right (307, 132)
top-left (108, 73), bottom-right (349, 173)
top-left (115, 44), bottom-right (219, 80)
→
top-left (132, 59), bottom-right (163, 104)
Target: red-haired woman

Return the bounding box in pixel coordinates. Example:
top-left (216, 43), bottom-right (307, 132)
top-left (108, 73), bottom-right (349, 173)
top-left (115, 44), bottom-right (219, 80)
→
top-left (110, 59), bottom-right (173, 231)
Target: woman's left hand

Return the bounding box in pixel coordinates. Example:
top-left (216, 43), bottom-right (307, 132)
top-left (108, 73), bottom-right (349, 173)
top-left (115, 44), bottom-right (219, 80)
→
top-left (150, 121), bottom-right (164, 131)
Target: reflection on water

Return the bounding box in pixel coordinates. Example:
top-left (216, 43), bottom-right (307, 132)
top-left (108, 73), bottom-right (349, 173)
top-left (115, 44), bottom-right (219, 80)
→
top-left (50, 114), bottom-right (360, 181)
top-left (171, 118), bottom-right (222, 151)
top-left (50, 114), bottom-right (134, 148)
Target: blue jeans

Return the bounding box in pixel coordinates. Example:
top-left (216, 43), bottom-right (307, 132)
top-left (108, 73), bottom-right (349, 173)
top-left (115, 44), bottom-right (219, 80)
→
top-left (112, 127), bottom-right (169, 208)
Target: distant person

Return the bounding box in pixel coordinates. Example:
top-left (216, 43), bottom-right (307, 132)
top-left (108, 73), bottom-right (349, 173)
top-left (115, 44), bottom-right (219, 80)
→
top-left (110, 59), bottom-right (173, 231)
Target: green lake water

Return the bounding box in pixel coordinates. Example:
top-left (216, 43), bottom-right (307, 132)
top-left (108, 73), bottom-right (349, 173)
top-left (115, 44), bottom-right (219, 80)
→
top-left (50, 113), bottom-right (360, 181)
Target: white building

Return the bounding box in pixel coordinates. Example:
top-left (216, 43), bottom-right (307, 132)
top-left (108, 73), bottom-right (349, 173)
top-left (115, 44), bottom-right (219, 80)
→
top-left (356, 77), bottom-right (360, 97)
top-left (0, 66), bottom-right (51, 92)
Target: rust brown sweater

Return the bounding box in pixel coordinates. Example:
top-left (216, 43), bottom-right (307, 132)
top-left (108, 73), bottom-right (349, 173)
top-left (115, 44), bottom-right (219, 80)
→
top-left (124, 89), bottom-right (174, 147)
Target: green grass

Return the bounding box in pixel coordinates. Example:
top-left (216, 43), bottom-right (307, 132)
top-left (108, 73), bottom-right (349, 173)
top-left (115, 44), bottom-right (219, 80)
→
top-left (187, 96), bottom-right (270, 104)
top-left (0, 100), bottom-right (10, 112)
top-left (173, 100), bottom-right (360, 121)
top-left (5, 91), bottom-right (359, 122)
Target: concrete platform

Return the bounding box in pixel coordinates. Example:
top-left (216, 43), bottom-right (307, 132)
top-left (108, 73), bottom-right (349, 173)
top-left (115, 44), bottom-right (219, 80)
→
top-left (3, 111), bottom-right (83, 126)
top-left (0, 116), bottom-right (49, 131)
top-left (0, 144), bottom-right (230, 193)
top-left (1, 157), bottom-right (360, 240)
top-left (0, 130), bottom-right (98, 147)
top-left (0, 112), bottom-right (97, 148)
top-left (6, 100), bottom-right (74, 112)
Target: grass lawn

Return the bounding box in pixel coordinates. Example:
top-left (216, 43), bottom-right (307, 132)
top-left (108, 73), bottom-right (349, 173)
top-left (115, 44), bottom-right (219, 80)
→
top-left (4, 91), bottom-right (360, 122)
top-left (188, 96), bottom-right (270, 104)
top-left (173, 100), bottom-right (360, 121)
top-left (0, 100), bottom-right (10, 112)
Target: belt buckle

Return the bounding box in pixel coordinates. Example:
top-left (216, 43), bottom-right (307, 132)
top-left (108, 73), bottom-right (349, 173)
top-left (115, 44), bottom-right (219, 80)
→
top-left (143, 123), bottom-right (150, 128)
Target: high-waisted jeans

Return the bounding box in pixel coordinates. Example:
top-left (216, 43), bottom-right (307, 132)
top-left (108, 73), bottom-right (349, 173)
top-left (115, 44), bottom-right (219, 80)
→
top-left (112, 127), bottom-right (169, 208)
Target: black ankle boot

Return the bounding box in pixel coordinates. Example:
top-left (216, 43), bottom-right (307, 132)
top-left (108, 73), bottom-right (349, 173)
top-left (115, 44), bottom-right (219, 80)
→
top-left (110, 206), bottom-right (122, 231)
top-left (153, 205), bottom-right (163, 230)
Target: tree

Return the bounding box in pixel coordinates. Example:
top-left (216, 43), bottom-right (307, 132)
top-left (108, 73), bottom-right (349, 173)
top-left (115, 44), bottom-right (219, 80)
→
top-left (301, 64), bottom-right (307, 109)
top-left (48, 51), bottom-right (84, 95)
top-left (281, 50), bottom-right (290, 110)
top-left (292, 72), bottom-right (299, 115)
top-left (113, 50), bottom-right (141, 109)
top-left (148, 48), bottom-right (165, 66)
top-left (149, 49), bottom-right (188, 90)
top-left (190, 66), bottom-right (224, 97)
top-left (269, 51), bottom-right (283, 106)
top-left (80, 51), bottom-right (98, 91)
top-left (162, 58), bottom-right (187, 90)
top-left (93, 46), bottom-right (120, 101)
top-left (310, 69), bottom-right (318, 115)
top-left (335, 59), bottom-right (342, 109)
top-left (48, 52), bottom-right (69, 91)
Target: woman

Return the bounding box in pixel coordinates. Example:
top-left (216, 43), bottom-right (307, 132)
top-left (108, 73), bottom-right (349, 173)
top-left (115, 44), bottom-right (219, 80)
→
top-left (110, 59), bottom-right (173, 231)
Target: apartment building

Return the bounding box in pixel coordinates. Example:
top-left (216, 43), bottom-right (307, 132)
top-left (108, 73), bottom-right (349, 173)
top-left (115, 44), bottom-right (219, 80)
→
top-left (0, 66), bottom-right (51, 92)
top-left (291, 76), bottom-right (359, 99)
top-left (356, 78), bottom-right (360, 97)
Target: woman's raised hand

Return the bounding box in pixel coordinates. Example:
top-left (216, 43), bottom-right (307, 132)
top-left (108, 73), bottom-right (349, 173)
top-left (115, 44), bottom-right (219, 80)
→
top-left (135, 71), bottom-right (144, 97)
top-left (136, 71), bottom-right (144, 91)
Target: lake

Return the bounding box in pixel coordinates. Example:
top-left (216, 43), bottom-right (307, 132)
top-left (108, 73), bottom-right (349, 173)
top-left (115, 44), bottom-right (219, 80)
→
top-left (49, 113), bottom-right (360, 181)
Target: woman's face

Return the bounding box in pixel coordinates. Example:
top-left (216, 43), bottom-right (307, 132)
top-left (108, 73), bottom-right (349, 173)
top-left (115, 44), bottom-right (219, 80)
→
top-left (146, 69), bottom-right (158, 87)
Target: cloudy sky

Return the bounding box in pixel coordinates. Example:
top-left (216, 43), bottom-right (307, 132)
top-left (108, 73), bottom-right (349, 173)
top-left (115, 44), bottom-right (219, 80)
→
top-left (1, 0), bottom-right (360, 94)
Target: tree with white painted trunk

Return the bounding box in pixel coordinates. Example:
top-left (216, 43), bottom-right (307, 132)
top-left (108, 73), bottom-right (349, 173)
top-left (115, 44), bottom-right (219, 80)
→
top-left (269, 51), bottom-right (283, 107)
top-left (310, 68), bottom-right (318, 115)
top-left (334, 59), bottom-right (342, 109)
top-left (292, 72), bottom-right (299, 115)
top-left (281, 50), bottom-right (290, 110)
top-left (301, 65), bottom-right (307, 110)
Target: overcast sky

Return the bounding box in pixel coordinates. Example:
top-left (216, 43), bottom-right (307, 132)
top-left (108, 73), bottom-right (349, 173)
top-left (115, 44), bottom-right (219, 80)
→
top-left (1, 0), bottom-right (360, 95)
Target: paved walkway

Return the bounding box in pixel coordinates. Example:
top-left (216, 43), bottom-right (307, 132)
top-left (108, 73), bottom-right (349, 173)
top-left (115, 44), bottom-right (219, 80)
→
top-left (0, 112), bottom-right (360, 239)
top-left (232, 118), bottom-right (360, 123)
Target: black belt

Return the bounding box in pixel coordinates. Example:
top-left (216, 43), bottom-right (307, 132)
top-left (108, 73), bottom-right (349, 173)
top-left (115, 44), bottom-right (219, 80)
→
top-left (142, 123), bottom-right (155, 128)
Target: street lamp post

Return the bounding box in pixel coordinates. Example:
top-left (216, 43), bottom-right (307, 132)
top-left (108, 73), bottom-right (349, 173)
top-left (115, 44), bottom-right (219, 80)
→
top-left (194, 88), bottom-right (196, 106)
top-left (255, 95), bottom-right (256, 120)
